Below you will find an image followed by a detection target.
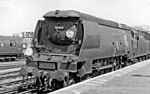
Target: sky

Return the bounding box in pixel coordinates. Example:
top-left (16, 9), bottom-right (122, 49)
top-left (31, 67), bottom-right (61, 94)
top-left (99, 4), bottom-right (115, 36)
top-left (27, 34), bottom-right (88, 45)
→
top-left (0, 0), bottom-right (150, 36)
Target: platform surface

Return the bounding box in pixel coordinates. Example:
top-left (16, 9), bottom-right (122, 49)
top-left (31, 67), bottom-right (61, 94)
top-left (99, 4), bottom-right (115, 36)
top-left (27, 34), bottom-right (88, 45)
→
top-left (50, 59), bottom-right (150, 94)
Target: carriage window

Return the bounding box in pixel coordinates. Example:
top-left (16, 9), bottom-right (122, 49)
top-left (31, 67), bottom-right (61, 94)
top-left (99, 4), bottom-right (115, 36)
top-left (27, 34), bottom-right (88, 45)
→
top-left (10, 42), bottom-right (16, 47)
top-left (13, 43), bottom-right (16, 47)
top-left (10, 43), bottom-right (12, 46)
top-left (1, 43), bottom-right (4, 46)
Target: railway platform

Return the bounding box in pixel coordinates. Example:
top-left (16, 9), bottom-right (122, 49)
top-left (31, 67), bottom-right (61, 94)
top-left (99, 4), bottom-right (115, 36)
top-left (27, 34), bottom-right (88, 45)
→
top-left (50, 59), bottom-right (150, 94)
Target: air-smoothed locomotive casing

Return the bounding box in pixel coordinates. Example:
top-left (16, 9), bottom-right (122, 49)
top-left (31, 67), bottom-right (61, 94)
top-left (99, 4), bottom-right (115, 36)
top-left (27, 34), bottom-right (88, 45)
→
top-left (33, 10), bottom-right (136, 62)
top-left (28, 10), bottom-right (137, 73)
top-left (137, 31), bottom-right (150, 57)
top-left (77, 16), bottom-right (134, 61)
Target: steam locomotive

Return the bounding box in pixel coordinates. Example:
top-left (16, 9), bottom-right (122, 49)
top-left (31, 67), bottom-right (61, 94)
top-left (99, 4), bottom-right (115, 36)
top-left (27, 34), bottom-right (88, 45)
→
top-left (0, 36), bottom-right (23, 61)
top-left (20, 10), bottom-right (150, 91)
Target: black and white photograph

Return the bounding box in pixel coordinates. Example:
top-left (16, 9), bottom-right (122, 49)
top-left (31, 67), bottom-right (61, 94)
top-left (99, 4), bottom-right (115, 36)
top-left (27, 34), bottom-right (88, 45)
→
top-left (0, 0), bottom-right (150, 94)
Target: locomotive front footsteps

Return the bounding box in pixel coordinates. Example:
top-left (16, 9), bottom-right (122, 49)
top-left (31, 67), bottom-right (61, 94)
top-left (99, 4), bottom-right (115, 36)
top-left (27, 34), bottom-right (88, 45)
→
top-left (20, 10), bottom-right (150, 91)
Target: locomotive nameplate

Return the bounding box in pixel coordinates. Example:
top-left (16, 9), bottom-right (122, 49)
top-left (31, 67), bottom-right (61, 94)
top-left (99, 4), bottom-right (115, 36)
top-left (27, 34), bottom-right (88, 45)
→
top-left (39, 62), bottom-right (56, 70)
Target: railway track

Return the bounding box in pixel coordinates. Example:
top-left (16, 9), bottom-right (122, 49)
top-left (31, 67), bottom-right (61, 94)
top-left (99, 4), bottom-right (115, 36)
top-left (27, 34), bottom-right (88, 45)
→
top-left (0, 89), bottom-right (34, 94)
top-left (0, 69), bottom-right (47, 94)
top-left (0, 60), bottom-right (25, 84)
top-left (0, 68), bottom-right (21, 82)
top-left (0, 68), bottom-right (42, 94)
top-left (0, 65), bottom-right (118, 94)
top-left (0, 75), bottom-right (37, 94)
top-left (0, 61), bottom-right (25, 70)
top-left (0, 61), bottom-right (28, 94)
top-left (0, 60), bottom-right (131, 94)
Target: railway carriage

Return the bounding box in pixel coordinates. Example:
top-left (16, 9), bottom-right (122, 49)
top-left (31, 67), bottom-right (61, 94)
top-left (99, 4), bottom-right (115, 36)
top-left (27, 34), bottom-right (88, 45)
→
top-left (0, 36), bottom-right (23, 61)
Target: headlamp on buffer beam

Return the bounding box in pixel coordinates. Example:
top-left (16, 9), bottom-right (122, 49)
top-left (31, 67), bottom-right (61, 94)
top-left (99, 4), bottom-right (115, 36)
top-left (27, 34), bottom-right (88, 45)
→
top-left (25, 47), bottom-right (33, 56)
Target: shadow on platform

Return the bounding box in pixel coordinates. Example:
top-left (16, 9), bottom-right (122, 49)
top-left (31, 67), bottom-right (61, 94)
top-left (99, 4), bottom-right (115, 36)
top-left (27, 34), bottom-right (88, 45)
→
top-left (131, 74), bottom-right (150, 78)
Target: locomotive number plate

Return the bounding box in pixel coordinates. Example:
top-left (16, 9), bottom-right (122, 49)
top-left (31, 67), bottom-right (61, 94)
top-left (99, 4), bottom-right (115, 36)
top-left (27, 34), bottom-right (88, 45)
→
top-left (39, 62), bottom-right (56, 70)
